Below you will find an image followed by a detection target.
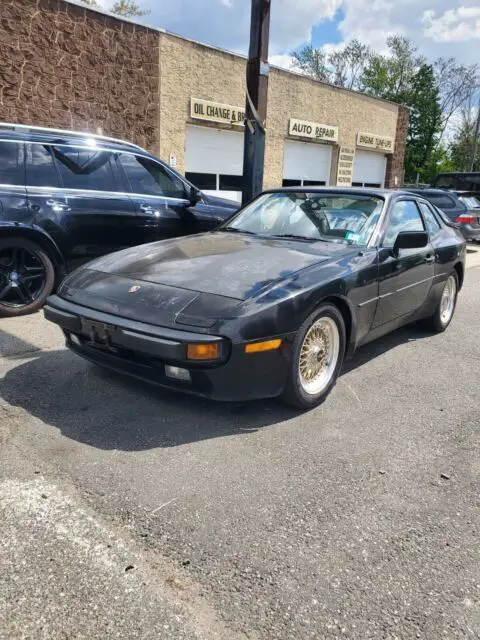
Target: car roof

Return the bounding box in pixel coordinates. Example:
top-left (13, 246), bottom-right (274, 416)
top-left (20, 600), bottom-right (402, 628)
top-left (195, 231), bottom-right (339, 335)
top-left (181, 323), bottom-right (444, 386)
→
top-left (0, 125), bottom-right (149, 156)
top-left (263, 186), bottom-right (427, 199)
top-left (405, 188), bottom-right (458, 197)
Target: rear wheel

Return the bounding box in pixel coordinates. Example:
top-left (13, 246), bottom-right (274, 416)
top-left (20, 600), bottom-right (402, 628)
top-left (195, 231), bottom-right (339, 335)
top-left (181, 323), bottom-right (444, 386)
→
top-left (0, 237), bottom-right (55, 317)
top-left (418, 271), bottom-right (458, 333)
top-left (281, 304), bottom-right (346, 410)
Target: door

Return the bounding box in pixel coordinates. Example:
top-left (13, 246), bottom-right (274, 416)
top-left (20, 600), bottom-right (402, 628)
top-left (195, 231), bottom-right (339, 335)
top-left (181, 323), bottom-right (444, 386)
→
top-left (0, 141), bottom-right (29, 223)
top-left (352, 150), bottom-right (387, 187)
top-left (26, 143), bottom-right (137, 266)
top-left (118, 152), bottom-right (216, 242)
top-left (185, 126), bottom-right (244, 203)
top-left (282, 140), bottom-right (332, 187)
top-left (373, 199), bottom-right (435, 327)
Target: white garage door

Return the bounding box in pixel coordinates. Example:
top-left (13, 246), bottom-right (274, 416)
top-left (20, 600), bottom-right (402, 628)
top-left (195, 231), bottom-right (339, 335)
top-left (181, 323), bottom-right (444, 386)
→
top-left (352, 150), bottom-right (387, 187)
top-left (283, 140), bottom-right (332, 187)
top-left (185, 126), bottom-right (244, 202)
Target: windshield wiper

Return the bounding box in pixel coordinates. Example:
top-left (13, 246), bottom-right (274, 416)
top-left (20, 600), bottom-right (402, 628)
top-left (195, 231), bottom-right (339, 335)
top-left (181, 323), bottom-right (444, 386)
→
top-left (219, 226), bottom-right (257, 235)
top-left (272, 234), bottom-right (324, 242)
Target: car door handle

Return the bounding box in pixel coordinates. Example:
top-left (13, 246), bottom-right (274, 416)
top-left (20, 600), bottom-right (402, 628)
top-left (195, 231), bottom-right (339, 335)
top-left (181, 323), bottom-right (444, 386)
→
top-left (46, 199), bottom-right (71, 212)
top-left (139, 204), bottom-right (157, 214)
top-left (425, 254), bottom-right (435, 263)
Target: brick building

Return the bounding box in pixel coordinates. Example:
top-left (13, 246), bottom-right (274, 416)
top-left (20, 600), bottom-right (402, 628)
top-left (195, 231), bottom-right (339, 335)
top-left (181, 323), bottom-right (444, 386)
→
top-left (0, 0), bottom-right (408, 202)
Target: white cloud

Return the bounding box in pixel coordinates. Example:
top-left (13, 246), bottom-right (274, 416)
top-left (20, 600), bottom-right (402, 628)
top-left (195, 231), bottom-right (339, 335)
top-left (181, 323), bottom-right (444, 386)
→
top-left (99, 0), bottom-right (480, 67)
top-left (422, 7), bottom-right (480, 42)
top-left (268, 54), bottom-right (296, 71)
top-left (337, 0), bottom-right (480, 64)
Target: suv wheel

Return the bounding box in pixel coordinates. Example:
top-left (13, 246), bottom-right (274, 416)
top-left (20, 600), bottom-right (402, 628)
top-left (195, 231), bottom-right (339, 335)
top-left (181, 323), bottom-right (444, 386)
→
top-left (0, 237), bottom-right (55, 317)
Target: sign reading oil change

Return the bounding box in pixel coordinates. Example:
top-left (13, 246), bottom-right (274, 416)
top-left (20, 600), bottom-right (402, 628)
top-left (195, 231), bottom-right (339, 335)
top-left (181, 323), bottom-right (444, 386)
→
top-left (357, 131), bottom-right (394, 153)
top-left (191, 98), bottom-right (245, 126)
top-left (289, 118), bottom-right (338, 143)
top-left (336, 147), bottom-right (355, 186)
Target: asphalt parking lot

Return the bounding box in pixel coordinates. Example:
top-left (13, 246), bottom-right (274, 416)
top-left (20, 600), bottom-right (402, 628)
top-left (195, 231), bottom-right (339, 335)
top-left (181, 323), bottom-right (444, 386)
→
top-left (1, 249), bottom-right (479, 640)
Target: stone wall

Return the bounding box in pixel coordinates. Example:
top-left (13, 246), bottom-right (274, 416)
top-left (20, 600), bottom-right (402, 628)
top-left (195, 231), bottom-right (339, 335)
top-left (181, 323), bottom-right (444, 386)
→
top-left (385, 105), bottom-right (409, 188)
top-left (0, 0), bottom-right (160, 151)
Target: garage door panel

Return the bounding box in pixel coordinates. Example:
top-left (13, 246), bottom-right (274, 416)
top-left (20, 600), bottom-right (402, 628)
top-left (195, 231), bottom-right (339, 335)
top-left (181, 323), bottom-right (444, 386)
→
top-left (185, 126), bottom-right (244, 175)
top-left (283, 140), bottom-right (332, 183)
top-left (352, 150), bottom-right (387, 187)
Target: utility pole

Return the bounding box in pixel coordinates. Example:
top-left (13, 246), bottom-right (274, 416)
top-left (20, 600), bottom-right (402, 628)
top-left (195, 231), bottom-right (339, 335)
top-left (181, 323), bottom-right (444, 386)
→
top-left (242, 0), bottom-right (271, 205)
top-left (468, 99), bottom-right (480, 172)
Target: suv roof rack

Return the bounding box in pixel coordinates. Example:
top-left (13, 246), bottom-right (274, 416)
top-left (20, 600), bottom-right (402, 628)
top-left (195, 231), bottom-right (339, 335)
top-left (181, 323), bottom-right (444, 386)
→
top-left (0, 122), bottom-right (145, 152)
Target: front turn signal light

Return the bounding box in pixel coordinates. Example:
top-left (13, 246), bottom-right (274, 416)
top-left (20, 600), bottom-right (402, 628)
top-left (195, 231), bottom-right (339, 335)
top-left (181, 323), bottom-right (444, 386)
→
top-left (245, 339), bottom-right (282, 354)
top-left (187, 343), bottom-right (221, 360)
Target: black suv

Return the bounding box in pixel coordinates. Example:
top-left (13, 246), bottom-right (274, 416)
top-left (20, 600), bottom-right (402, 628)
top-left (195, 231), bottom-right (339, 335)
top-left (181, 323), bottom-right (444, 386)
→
top-left (0, 123), bottom-right (239, 317)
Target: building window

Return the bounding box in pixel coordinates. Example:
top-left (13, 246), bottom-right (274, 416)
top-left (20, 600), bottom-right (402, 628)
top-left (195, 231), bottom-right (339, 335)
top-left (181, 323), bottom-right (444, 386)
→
top-left (185, 172), bottom-right (216, 191)
top-left (282, 179), bottom-right (326, 187)
top-left (219, 174), bottom-right (243, 191)
top-left (352, 181), bottom-right (381, 188)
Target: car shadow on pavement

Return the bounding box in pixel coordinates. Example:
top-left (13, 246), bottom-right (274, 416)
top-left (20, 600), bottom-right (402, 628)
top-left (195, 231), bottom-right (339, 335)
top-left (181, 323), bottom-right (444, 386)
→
top-left (1, 324), bottom-right (432, 451)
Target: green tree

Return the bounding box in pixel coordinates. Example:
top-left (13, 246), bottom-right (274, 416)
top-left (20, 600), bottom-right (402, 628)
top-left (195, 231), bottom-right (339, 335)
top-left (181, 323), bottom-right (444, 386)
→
top-left (361, 35), bottom-right (424, 102)
top-left (291, 45), bottom-right (330, 82)
top-left (291, 40), bottom-right (369, 90)
top-left (404, 64), bottom-right (442, 182)
top-left (78, 0), bottom-right (150, 17)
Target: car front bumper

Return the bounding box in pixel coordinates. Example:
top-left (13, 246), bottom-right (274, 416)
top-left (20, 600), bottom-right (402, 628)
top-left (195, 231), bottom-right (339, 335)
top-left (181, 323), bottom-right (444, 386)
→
top-left (44, 296), bottom-right (293, 402)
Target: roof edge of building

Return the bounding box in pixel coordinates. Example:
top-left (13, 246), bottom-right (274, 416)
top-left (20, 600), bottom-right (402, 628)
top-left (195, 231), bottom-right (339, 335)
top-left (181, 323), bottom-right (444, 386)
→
top-left (62, 0), bottom-right (403, 110)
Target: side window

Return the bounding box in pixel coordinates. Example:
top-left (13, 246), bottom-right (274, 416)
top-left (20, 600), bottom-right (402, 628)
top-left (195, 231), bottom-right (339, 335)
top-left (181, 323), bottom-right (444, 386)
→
top-left (0, 141), bottom-right (25, 186)
top-left (26, 144), bottom-right (59, 188)
top-left (51, 146), bottom-right (117, 191)
top-left (383, 200), bottom-right (424, 247)
top-left (119, 154), bottom-right (186, 199)
top-left (419, 202), bottom-right (441, 236)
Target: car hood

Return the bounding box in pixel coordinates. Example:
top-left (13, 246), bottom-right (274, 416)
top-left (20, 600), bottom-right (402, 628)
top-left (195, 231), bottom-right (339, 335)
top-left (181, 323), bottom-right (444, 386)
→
top-left (81, 232), bottom-right (346, 301)
top-left (201, 193), bottom-right (239, 210)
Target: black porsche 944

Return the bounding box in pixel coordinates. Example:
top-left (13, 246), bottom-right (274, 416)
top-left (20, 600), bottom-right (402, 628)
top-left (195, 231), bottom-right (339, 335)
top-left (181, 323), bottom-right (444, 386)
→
top-left (44, 188), bottom-right (466, 409)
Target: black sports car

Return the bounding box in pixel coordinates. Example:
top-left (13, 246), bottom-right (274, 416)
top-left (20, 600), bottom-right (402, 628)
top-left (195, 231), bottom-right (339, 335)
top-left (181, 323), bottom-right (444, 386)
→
top-left (44, 188), bottom-right (466, 409)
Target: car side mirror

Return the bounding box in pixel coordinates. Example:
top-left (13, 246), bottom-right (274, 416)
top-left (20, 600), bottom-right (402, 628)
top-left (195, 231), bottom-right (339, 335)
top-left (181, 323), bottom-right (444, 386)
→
top-left (188, 186), bottom-right (202, 206)
top-left (392, 230), bottom-right (429, 257)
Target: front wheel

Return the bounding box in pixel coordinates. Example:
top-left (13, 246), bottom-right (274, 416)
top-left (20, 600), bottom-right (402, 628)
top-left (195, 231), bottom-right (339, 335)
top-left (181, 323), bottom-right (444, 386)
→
top-left (418, 271), bottom-right (458, 333)
top-left (0, 237), bottom-right (55, 317)
top-left (281, 304), bottom-right (346, 410)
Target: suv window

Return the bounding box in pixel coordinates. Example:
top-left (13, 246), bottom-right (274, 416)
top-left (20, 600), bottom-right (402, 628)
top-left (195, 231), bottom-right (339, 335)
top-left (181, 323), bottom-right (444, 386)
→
top-left (119, 154), bottom-right (186, 199)
top-left (419, 202), bottom-right (441, 235)
top-left (383, 200), bottom-right (424, 247)
top-left (0, 141), bottom-right (24, 186)
top-left (26, 144), bottom-right (59, 187)
top-left (424, 193), bottom-right (456, 210)
top-left (52, 146), bottom-right (117, 191)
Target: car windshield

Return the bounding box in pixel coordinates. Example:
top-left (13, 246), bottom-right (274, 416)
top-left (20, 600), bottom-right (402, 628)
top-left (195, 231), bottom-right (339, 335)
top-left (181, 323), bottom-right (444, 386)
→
top-left (222, 192), bottom-right (384, 245)
top-left (459, 196), bottom-right (480, 209)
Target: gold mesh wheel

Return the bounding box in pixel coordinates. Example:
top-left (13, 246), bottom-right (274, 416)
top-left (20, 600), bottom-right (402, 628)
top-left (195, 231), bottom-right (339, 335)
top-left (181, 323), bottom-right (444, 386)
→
top-left (298, 316), bottom-right (340, 396)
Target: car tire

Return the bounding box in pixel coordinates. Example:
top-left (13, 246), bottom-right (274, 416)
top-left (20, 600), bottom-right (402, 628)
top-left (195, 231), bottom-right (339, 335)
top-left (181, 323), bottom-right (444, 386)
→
top-left (0, 237), bottom-right (56, 318)
top-left (418, 270), bottom-right (459, 333)
top-left (281, 303), bottom-right (346, 410)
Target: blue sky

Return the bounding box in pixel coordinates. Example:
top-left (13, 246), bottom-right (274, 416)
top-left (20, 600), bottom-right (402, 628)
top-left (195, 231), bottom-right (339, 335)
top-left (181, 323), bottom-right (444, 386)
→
top-left (95, 0), bottom-right (480, 67)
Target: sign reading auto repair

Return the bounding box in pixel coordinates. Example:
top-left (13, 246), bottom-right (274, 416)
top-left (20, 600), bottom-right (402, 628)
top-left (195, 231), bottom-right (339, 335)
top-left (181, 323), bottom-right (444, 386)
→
top-left (357, 131), bottom-right (394, 153)
top-left (289, 119), bottom-right (338, 143)
top-left (191, 98), bottom-right (245, 126)
top-left (336, 147), bottom-right (356, 187)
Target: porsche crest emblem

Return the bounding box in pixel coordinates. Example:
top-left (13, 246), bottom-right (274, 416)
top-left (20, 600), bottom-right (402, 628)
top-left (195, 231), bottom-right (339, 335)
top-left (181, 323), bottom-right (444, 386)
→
top-left (128, 285), bottom-right (141, 293)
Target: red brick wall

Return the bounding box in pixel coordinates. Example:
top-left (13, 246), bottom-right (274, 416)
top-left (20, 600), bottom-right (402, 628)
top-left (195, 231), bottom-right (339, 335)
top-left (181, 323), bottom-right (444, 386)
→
top-left (0, 0), bottom-right (160, 151)
top-left (386, 105), bottom-right (409, 188)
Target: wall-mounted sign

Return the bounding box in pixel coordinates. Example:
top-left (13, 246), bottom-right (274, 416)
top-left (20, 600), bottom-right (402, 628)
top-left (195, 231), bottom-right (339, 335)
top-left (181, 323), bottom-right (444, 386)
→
top-left (288, 119), bottom-right (338, 143)
top-left (191, 98), bottom-right (245, 126)
top-left (357, 131), bottom-right (394, 153)
top-left (169, 152), bottom-right (177, 167)
top-left (336, 147), bottom-right (355, 186)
